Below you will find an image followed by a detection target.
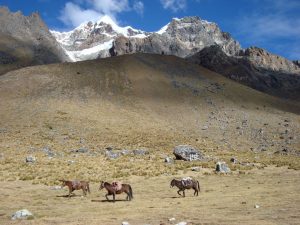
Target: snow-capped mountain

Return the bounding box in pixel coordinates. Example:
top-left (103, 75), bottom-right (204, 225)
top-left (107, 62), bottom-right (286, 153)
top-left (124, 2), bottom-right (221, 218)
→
top-left (51, 15), bottom-right (148, 61)
top-left (51, 16), bottom-right (240, 61)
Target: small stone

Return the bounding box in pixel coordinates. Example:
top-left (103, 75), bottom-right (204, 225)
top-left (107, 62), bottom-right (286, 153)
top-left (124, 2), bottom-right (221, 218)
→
top-left (122, 222), bottom-right (130, 225)
top-left (202, 125), bottom-right (208, 130)
top-left (133, 149), bottom-right (149, 155)
top-left (165, 157), bottom-right (174, 164)
top-left (169, 218), bottom-right (176, 221)
top-left (105, 151), bottom-right (121, 159)
top-left (50, 185), bottom-right (63, 190)
top-left (67, 160), bottom-right (75, 164)
top-left (75, 147), bottom-right (89, 153)
top-left (230, 157), bottom-right (238, 164)
top-left (11, 209), bottom-right (33, 220)
top-left (176, 222), bottom-right (187, 225)
top-left (25, 156), bottom-right (36, 163)
top-left (254, 204), bottom-right (260, 208)
top-left (191, 166), bottom-right (200, 171)
top-left (121, 149), bottom-right (131, 155)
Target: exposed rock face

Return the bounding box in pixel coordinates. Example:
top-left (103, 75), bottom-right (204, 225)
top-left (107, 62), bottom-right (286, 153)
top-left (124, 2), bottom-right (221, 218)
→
top-left (0, 7), bottom-right (69, 74)
top-left (110, 17), bottom-right (241, 58)
top-left (51, 16), bottom-right (240, 61)
top-left (188, 45), bottom-right (300, 100)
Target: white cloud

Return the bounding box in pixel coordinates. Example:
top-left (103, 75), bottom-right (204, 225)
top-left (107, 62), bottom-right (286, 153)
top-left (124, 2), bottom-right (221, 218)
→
top-left (59, 2), bottom-right (103, 27)
top-left (160, 0), bottom-right (187, 12)
top-left (133, 1), bottom-right (144, 16)
top-left (59, 0), bottom-right (141, 28)
top-left (91, 0), bottom-right (130, 15)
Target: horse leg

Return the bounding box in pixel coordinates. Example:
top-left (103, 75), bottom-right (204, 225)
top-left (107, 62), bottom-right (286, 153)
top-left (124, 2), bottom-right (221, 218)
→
top-left (177, 189), bottom-right (182, 196)
top-left (183, 190), bottom-right (185, 197)
top-left (126, 191), bottom-right (130, 201)
top-left (105, 193), bottom-right (110, 201)
top-left (68, 187), bottom-right (72, 197)
top-left (113, 193), bottom-right (115, 203)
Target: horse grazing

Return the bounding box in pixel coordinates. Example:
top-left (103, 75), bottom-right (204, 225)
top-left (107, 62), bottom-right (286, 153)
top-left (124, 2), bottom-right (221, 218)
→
top-left (99, 181), bottom-right (133, 202)
top-left (170, 178), bottom-right (200, 197)
top-left (59, 179), bottom-right (90, 197)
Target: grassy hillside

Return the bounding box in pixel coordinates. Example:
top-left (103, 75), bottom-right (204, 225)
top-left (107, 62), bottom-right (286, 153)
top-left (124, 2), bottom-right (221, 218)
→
top-left (0, 53), bottom-right (299, 224)
top-left (0, 53), bottom-right (299, 184)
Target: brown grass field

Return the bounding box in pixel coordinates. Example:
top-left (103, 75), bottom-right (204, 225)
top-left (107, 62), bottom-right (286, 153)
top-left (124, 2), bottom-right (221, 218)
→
top-left (0, 167), bottom-right (300, 225)
top-left (0, 54), bottom-right (299, 224)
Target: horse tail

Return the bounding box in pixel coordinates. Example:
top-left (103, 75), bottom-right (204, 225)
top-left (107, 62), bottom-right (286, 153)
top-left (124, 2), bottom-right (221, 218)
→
top-left (129, 185), bottom-right (133, 199)
top-left (87, 182), bottom-right (91, 194)
top-left (197, 180), bottom-right (200, 192)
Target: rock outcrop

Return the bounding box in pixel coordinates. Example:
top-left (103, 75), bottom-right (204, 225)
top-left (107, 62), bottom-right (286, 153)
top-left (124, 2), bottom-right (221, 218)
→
top-left (187, 45), bottom-right (300, 100)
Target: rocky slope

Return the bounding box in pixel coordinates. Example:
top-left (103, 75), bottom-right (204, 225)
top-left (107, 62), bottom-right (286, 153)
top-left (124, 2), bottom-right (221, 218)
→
top-left (187, 45), bottom-right (300, 100)
top-left (0, 7), bottom-right (69, 75)
top-left (51, 16), bottom-right (241, 61)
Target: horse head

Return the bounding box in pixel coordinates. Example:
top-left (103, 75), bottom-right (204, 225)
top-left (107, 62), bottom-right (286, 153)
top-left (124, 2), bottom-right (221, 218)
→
top-left (99, 181), bottom-right (105, 191)
top-left (59, 179), bottom-right (67, 188)
top-left (170, 179), bottom-right (176, 188)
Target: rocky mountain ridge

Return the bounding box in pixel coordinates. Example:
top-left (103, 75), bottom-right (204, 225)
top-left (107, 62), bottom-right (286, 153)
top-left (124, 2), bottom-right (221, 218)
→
top-left (188, 45), bottom-right (300, 99)
top-left (0, 7), bottom-right (69, 74)
top-left (51, 16), bottom-right (241, 61)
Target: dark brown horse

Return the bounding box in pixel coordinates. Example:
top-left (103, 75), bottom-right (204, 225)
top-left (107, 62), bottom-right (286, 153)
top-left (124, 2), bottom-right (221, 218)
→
top-left (59, 179), bottom-right (90, 197)
top-left (99, 181), bottom-right (133, 202)
top-left (170, 178), bottom-right (200, 197)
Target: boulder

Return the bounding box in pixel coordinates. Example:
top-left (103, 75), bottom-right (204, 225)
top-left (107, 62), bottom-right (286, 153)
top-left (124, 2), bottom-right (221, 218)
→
top-left (11, 209), bottom-right (33, 220)
top-left (173, 145), bottom-right (204, 161)
top-left (216, 161), bottom-right (231, 173)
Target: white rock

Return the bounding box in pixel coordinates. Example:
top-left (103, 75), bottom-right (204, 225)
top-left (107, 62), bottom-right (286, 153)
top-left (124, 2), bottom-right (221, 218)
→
top-left (169, 217), bottom-right (176, 221)
top-left (25, 156), bottom-right (36, 163)
top-left (122, 222), bottom-right (130, 225)
top-left (11, 209), bottom-right (33, 220)
top-left (176, 222), bottom-right (187, 225)
top-left (254, 204), bottom-right (260, 208)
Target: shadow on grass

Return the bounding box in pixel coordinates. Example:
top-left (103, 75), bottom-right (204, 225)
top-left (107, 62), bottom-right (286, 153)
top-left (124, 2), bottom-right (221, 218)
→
top-left (91, 199), bottom-right (129, 203)
top-left (56, 194), bottom-right (84, 198)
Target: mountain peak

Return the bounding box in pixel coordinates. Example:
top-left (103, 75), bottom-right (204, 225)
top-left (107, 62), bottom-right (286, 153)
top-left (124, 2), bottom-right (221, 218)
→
top-left (97, 15), bottom-right (118, 26)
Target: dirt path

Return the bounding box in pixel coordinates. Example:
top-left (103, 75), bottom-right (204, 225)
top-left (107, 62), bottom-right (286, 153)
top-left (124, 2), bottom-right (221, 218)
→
top-left (1, 166), bottom-right (299, 225)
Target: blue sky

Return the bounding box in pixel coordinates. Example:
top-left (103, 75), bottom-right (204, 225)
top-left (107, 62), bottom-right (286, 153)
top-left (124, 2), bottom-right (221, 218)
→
top-left (1, 0), bottom-right (300, 60)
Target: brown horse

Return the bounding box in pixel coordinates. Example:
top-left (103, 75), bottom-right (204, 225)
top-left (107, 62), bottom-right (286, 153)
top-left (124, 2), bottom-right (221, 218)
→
top-left (59, 179), bottom-right (90, 197)
top-left (170, 178), bottom-right (200, 197)
top-left (99, 181), bottom-right (133, 202)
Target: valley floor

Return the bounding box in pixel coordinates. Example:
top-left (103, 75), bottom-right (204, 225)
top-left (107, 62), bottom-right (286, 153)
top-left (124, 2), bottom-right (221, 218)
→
top-left (1, 166), bottom-right (299, 225)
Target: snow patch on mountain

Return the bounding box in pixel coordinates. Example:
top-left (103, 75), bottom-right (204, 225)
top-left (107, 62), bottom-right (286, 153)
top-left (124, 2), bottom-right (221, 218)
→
top-left (156, 23), bottom-right (169, 35)
top-left (66, 40), bottom-right (113, 61)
